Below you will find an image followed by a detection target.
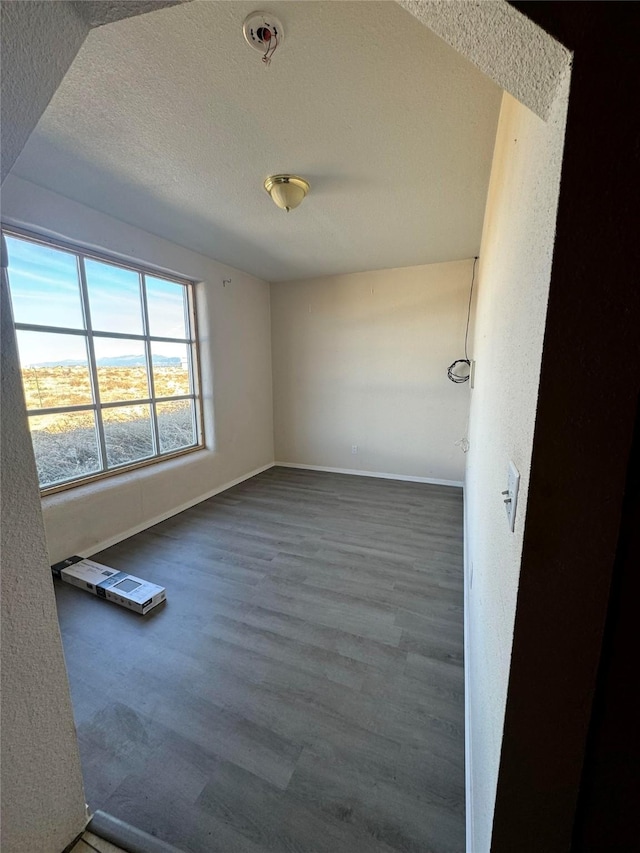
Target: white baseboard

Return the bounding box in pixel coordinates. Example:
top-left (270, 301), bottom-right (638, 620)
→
top-left (274, 461), bottom-right (463, 489)
top-left (84, 459), bottom-right (461, 558)
top-left (85, 462), bottom-right (275, 558)
top-left (463, 493), bottom-right (474, 853)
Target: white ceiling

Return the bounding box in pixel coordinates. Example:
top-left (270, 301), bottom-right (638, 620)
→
top-left (10, 1), bottom-right (502, 282)
top-left (71, 0), bottom-right (191, 29)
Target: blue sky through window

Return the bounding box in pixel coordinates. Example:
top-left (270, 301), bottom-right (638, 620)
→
top-left (85, 258), bottom-right (144, 335)
top-left (5, 235), bottom-right (189, 367)
top-left (6, 236), bottom-right (85, 332)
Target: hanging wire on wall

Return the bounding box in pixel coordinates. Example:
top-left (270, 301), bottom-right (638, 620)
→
top-left (447, 256), bottom-right (478, 383)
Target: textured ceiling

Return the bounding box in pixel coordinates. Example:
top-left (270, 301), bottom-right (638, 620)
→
top-left (10, 1), bottom-right (502, 281)
top-left (72, 0), bottom-right (191, 29)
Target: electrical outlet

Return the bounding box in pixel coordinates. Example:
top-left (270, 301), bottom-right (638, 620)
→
top-left (502, 461), bottom-right (520, 532)
top-left (351, 445), bottom-right (358, 454)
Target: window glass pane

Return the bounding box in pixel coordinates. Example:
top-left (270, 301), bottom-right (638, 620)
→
top-left (5, 235), bottom-right (84, 329)
top-left (29, 410), bottom-right (101, 488)
top-left (85, 259), bottom-right (143, 334)
top-left (93, 337), bottom-right (149, 403)
top-left (146, 276), bottom-right (188, 339)
top-left (157, 399), bottom-right (196, 453)
top-left (4, 232), bottom-right (201, 491)
top-left (16, 331), bottom-right (93, 409)
top-left (151, 342), bottom-right (191, 396)
top-left (103, 404), bottom-right (154, 467)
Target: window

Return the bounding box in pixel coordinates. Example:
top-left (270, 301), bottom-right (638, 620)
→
top-left (3, 229), bottom-right (202, 493)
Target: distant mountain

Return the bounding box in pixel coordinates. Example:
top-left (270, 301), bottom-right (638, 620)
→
top-left (28, 359), bottom-right (84, 368)
top-left (30, 355), bottom-right (181, 368)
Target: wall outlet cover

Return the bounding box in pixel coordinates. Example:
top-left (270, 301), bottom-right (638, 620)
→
top-left (505, 461), bottom-right (520, 532)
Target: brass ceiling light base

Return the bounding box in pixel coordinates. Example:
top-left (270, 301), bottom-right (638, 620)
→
top-left (264, 174), bottom-right (310, 212)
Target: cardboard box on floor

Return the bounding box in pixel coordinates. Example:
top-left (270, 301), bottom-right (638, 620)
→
top-left (52, 556), bottom-right (166, 615)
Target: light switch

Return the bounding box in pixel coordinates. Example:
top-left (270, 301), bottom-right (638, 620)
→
top-left (503, 461), bottom-right (520, 532)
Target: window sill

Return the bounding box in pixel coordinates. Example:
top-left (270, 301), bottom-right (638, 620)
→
top-left (41, 443), bottom-right (206, 498)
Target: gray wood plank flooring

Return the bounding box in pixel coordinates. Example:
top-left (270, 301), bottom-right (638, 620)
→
top-left (55, 467), bottom-right (465, 853)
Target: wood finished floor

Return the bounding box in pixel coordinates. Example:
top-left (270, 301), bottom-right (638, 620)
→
top-left (55, 467), bottom-right (465, 853)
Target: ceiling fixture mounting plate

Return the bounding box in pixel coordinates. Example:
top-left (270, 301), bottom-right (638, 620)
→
top-left (243, 11), bottom-right (284, 52)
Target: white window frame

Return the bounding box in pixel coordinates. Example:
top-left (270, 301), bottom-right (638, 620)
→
top-left (3, 226), bottom-right (204, 495)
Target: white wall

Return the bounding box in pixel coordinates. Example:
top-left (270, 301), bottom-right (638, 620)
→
top-left (464, 81), bottom-right (570, 851)
top-left (0, 1), bottom-right (88, 182)
top-left (399, 0), bottom-right (570, 121)
top-left (1, 7), bottom-right (90, 849)
top-left (271, 261), bottom-right (472, 484)
top-left (1, 177), bottom-right (274, 563)
top-left (1, 249), bottom-right (87, 852)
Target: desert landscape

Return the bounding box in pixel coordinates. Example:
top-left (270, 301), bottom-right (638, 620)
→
top-left (23, 365), bottom-right (196, 487)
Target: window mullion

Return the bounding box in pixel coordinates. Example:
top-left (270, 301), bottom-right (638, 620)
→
top-left (4, 226), bottom-right (202, 493)
top-left (187, 283), bottom-right (203, 446)
top-left (140, 273), bottom-right (161, 455)
top-left (14, 322), bottom-right (89, 337)
top-left (26, 404), bottom-right (97, 417)
top-left (78, 255), bottom-right (109, 473)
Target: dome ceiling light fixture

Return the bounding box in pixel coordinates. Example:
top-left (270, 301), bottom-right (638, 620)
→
top-left (264, 175), bottom-right (310, 212)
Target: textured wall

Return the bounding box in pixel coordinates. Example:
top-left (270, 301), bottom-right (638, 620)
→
top-left (2, 177), bottom-right (274, 563)
top-left (463, 78), bottom-right (570, 852)
top-left (271, 261), bottom-right (472, 484)
top-left (0, 0), bottom-right (191, 183)
top-left (1, 10), bottom-right (89, 848)
top-left (0, 0), bottom-right (88, 182)
top-left (399, 0), bottom-right (569, 120)
top-left (490, 5), bottom-right (640, 849)
top-left (1, 243), bottom-right (87, 852)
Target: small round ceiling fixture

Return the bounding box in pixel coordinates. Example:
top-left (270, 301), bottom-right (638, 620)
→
top-left (264, 175), bottom-right (310, 212)
top-left (243, 11), bottom-right (284, 57)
